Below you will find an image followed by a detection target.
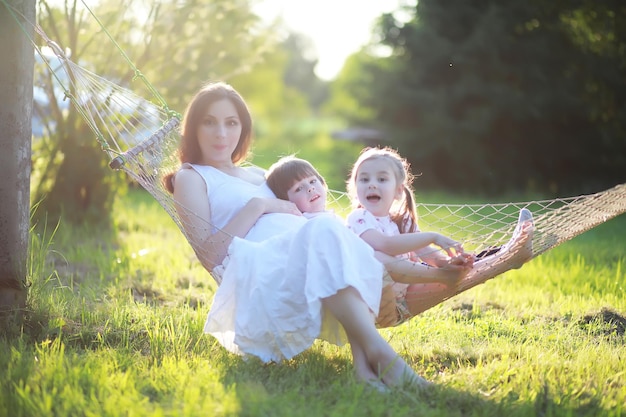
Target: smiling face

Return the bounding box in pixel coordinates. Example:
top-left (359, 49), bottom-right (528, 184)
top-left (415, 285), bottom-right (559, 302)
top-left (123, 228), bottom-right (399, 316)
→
top-left (354, 158), bottom-right (404, 217)
top-left (286, 175), bottom-right (327, 213)
top-left (197, 98), bottom-right (243, 167)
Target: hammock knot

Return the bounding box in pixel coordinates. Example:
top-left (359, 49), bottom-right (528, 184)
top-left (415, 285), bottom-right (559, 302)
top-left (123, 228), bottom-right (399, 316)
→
top-left (47, 40), bottom-right (68, 60)
top-left (109, 117), bottom-right (181, 170)
top-left (132, 69), bottom-right (144, 82)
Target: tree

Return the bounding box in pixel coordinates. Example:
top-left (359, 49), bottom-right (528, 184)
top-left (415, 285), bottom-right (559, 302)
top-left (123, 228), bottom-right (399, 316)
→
top-left (281, 32), bottom-right (329, 112)
top-left (342, 0), bottom-right (626, 195)
top-left (324, 49), bottom-right (380, 123)
top-left (0, 0), bottom-right (35, 313)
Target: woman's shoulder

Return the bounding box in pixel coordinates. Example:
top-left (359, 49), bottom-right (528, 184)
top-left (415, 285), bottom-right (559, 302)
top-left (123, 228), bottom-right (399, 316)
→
top-left (178, 163), bottom-right (226, 185)
top-left (172, 165), bottom-right (205, 192)
top-left (176, 164), bottom-right (204, 179)
top-left (245, 164), bottom-right (266, 177)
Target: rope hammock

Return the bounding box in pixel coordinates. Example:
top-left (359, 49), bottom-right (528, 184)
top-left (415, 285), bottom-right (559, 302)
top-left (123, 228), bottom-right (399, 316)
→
top-left (8, 1), bottom-right (626, 327)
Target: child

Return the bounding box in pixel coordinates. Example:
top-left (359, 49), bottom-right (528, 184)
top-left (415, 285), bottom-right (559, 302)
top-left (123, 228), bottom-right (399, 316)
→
top-left (346, 147), bottom-right (470, 266)
top-left (265, 155), bottom-right (332, 219)
top-left (346, 147), bottom-right (535, 322)
top-left (346, 147), bottom-right (478, 320)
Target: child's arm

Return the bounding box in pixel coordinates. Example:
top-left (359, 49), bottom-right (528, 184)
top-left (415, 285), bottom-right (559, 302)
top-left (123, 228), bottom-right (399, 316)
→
top-left (413, 245), bottom-right (448, 266)
top-left (362, 229), bottom-right (463, 258)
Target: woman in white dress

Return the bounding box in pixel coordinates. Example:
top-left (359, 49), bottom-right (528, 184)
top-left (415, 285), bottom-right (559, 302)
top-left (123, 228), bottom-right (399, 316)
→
top-left (163, 82), bottom-right (467, 389)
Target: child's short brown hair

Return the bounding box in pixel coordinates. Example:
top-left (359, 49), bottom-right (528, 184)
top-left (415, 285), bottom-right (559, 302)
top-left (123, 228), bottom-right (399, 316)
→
top-left (266, 156), bottom-right (326, 200)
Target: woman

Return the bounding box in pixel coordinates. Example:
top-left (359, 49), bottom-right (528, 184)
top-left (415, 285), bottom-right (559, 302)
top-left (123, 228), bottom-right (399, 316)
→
top-left (163, 82), bottom-right (467, 389)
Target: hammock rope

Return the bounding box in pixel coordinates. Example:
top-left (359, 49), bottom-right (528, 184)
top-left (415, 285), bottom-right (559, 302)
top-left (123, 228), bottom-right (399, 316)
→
top-left (77, 0), bottom-right (179, 123)
top-left (7, 1), bottom-right (626, 326)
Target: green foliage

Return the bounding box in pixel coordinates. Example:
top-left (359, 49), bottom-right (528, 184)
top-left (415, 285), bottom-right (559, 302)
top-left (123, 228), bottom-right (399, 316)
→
top-left (337, 0), bottom-right (626, 196)
top-left (1, 190), bottom-right (624, 416)
top-left (281, 32), bottom-right (330, 112)
top-left (323, 50), bottom-right (380, 122)
top-left (251, 116), bottom-right (364, 191)
top-left (122, 0), bottom-right (280, 112)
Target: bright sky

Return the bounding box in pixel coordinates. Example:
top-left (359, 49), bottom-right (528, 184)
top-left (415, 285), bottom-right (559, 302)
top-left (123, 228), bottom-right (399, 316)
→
top-left (254, 0), bottom-right (408, 80)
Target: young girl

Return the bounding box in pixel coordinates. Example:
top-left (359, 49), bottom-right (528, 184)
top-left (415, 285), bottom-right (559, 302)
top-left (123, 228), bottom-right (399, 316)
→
top-left (346, 147), bottom-right (535, 322)
top-left (346, 147), bottom-right (477, 322)
top-left (346, 147), bottom-right (469, 265)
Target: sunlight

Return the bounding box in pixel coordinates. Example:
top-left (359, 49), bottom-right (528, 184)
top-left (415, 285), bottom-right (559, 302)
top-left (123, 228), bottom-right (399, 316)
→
top-left (253, 0), bottom-right (413, 80)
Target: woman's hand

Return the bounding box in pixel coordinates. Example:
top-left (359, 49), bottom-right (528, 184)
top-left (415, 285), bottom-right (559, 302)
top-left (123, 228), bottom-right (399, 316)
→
top-left (252, 197), bottom-right (302, 216)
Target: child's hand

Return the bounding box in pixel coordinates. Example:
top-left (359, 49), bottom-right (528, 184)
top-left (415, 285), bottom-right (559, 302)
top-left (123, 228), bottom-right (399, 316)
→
top-left (433, 233), bottom-right (464, 258)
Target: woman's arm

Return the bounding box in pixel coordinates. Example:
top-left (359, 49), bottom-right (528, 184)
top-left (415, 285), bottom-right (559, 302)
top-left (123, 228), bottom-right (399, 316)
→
top-left (361, 229), bottom-right (463, 258)
top-left (173, 168), bottom-right (301, 270)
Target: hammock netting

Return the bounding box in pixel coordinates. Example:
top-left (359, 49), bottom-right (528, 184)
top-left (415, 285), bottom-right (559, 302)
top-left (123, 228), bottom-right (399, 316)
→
top-left (22, 7), bottom-right (626, 327)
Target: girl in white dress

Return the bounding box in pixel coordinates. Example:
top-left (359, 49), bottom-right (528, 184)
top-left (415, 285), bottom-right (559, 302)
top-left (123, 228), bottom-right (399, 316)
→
top-left (163, 82), bottom-right (433, 389)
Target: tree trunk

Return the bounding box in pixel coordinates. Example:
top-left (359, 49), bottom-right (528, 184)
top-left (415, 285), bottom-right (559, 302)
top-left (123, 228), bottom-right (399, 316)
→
top-left (0, 0), bottom-right (35, 314)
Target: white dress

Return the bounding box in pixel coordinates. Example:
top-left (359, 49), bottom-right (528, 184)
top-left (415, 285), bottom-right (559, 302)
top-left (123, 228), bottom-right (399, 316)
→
top-left (188, 164), bottom-right (384, 363)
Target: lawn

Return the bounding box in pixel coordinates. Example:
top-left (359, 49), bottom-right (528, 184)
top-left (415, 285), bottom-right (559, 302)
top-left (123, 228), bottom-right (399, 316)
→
top-left (1, 188), bottom-right (624, 417)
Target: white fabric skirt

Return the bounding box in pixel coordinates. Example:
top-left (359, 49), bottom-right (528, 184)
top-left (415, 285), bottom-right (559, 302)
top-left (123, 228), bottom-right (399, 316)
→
top-left (204, 215), bottom-right (383, 362)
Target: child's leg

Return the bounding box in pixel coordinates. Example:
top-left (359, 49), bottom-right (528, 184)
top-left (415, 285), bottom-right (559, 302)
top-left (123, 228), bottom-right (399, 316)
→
top-left (404, 209), bottom-right (535, 316)
top-left (375, 281), bottom-right (401, 328)
top-left (449, 209), bottom-right (534, 296)
top-left (404, 283), bottom-right (458, 317)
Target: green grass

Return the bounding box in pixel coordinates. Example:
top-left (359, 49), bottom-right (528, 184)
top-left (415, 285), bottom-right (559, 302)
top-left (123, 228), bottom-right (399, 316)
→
top-left (1, 188), bottom-right (625, 417)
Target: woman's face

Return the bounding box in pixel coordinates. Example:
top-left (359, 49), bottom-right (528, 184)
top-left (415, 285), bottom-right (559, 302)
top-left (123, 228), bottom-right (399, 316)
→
top-left (197, 98), bottom-right (243, 166)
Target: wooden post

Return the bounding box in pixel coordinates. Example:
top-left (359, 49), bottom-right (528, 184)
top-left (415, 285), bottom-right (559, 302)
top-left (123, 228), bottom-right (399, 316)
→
top-left (0, 0), bottom-right (36, 313)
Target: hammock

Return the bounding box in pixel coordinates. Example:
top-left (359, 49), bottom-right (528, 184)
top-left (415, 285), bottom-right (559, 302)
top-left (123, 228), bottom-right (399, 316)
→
top-left (11, 2), bottom-right (626, 327)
